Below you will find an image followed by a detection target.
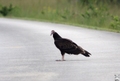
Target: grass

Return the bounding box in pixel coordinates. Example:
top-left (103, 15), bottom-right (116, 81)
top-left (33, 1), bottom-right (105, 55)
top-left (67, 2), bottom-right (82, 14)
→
top-left (0, 0), bottom-right (120, 32)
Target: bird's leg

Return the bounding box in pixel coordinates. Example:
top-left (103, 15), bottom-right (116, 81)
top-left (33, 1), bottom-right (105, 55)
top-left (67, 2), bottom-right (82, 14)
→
top-left (62, 55), bottom-right (65, 61)
top-left (61, 53), bottom-right (66, 61)
top-left (56, 52), bottom-right (65, 61)
top-left (56, 55), bottom-right (65, 61)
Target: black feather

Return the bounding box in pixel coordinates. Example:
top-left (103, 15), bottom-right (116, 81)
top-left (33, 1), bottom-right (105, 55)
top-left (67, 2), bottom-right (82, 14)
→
top-left (51, 30), bottom-right (91, 60)
top-left (81, 50), bottom-right (91, 57)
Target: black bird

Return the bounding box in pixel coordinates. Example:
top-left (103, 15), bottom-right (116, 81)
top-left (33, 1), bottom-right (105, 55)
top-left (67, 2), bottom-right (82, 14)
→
top-left (50, 30), bottom-right (91, 61)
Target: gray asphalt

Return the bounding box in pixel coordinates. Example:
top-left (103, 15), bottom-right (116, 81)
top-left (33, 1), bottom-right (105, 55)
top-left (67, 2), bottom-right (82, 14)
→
top-left (0, 18), bottom-right (120, 81)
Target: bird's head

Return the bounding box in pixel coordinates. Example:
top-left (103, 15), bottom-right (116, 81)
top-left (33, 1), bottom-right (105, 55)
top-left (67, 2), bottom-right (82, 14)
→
top-left (50, 30), bottom-right (56, 36)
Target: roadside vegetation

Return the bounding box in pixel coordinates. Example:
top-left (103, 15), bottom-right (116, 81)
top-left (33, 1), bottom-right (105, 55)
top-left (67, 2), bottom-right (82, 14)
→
top-left (0, 0), bottom-right (120, 32)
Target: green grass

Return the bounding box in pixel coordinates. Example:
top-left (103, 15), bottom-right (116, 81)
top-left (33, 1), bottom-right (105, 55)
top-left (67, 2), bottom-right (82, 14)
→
top-left (0, 0), bottom-right (120, 32)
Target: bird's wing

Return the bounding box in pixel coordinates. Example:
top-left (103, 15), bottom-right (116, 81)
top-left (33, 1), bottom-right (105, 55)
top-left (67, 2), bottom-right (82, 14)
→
top-left (54, 38), bottom-right (79, 50)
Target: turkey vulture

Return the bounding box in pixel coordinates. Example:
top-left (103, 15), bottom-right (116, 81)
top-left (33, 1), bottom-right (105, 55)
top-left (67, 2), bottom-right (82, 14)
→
top-left (50, 30), bottom-right (91, 61)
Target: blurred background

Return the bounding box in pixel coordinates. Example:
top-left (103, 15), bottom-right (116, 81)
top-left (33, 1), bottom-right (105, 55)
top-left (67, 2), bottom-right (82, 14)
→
top-left (0, 0), bottom-right (120, 32)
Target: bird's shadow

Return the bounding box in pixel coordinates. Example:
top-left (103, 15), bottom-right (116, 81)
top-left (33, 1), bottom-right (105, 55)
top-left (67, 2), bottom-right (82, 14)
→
top-left (55, 59), bottom-right (89, 62)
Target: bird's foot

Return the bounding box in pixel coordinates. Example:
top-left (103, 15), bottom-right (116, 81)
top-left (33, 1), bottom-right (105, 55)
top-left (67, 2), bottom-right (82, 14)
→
top-left (56, 60), bottom-right (66, 61)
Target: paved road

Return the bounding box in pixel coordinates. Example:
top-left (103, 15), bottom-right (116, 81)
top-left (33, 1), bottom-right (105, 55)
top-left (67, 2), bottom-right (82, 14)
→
top-left (0, 18), bottom-right (120, 81)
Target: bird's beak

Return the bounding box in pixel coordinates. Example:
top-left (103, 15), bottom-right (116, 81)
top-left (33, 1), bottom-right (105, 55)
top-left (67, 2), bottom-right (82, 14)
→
top-left (50, 30), bottom-right (55, 36)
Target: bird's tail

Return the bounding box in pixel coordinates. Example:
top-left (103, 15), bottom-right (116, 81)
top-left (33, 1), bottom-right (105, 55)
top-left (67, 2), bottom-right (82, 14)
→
top-left (82, 50), bottom-right (91, 57)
